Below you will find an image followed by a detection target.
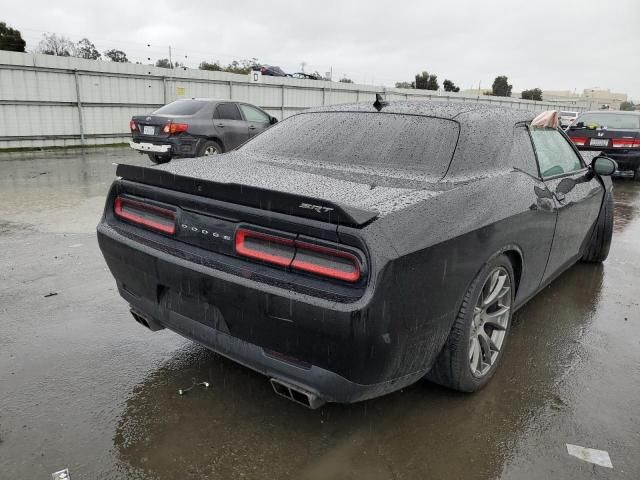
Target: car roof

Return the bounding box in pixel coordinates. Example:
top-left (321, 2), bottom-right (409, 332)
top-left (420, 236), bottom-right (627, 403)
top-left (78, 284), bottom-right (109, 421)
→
top-left (579, 110), bottom-right (640, 116)
top-left (306, 100), bottom-right (535, 127)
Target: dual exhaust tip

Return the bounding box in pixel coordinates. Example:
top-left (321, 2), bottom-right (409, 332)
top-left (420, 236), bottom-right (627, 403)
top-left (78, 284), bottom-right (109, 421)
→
top-left (130, 309), bottom-right (325, 409)
top-left (270, 378), bottom-right (326, 409)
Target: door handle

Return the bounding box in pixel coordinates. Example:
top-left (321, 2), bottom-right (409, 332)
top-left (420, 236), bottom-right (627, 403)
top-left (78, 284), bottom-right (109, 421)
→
top-left (248, 125), bottom-right (256, 130)
top-left (216, 123), bottom-right (225, 128)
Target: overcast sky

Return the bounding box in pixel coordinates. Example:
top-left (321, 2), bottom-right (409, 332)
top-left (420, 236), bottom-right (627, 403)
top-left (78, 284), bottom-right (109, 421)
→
top-left (4, 0), bottom-right (639, 100)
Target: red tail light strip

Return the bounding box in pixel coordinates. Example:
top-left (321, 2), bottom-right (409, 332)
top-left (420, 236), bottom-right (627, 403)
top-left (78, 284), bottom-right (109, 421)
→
top-left (129, 120), bottom-right (137, 131)
top-left (235, 228), bottom-right (362, 283)
top-left (114, 196), bottom-right (176, 234)
top-left (235, 229), bottom-right (295, 267)
top-left (612, 138), bottom-right (640, 148)
top-left (291, 241), bottom-right (361, 282)
top-left (569, 136), bottom-right (587, 146)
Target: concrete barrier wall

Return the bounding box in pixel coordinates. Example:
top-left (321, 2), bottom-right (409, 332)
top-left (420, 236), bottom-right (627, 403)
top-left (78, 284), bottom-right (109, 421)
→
top-left (0, 51), bottom-right (588, 149)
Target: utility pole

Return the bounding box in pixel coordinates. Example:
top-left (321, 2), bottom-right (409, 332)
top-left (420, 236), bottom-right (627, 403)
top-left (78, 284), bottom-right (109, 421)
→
top-left (168, 45), bottom-right (173, 68)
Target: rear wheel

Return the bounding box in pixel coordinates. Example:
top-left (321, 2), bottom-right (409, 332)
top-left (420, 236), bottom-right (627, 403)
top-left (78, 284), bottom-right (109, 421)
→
top-left (426, 254), bottom-right (515, 392)
top-left (197, 140), bottom-right (222, 157)
top-left (147, 153), bottom-right (171, 164)
top-left (581, 190), bottom-right (614, 263)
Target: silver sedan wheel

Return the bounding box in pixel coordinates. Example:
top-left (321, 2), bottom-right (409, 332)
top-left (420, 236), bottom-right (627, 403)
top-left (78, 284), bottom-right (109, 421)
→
top-left (469, 266), bottom-right (512, 377)
top-left (203, 146), bottom-right (218, 156)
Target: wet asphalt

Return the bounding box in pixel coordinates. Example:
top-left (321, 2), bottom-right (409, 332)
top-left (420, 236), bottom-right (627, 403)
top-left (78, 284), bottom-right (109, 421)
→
top-left (0, 148), bottom-right (638, 480)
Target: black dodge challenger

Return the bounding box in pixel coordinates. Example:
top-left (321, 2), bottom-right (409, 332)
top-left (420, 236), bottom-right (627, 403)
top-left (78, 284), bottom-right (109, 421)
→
top-left (97, 101), bottom-right (616, 408)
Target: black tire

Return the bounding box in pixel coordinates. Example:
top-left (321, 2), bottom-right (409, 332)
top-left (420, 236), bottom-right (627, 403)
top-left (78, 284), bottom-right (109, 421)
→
top-left (581, 190), bottom-right (614, 263)
top-left (197, 140), bottom-right (223, 157)
top-left (426, 254), bottom-right (515, 392)
top-left (147, 153), bottom-right (171, 164)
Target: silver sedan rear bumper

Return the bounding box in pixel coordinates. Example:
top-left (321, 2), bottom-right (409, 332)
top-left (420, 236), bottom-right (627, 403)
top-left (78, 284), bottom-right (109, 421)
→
top-left (129, 141), bottom-right (171, 154)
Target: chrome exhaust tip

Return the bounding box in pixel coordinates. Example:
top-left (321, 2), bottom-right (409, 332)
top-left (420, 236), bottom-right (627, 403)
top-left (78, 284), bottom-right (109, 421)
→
top-left (270, 378), bottom-right (326, 409)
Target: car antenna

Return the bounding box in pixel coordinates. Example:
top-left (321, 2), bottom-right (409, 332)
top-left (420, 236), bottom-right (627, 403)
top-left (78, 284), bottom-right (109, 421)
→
top-left (373, 93), bottom-right (388, 112)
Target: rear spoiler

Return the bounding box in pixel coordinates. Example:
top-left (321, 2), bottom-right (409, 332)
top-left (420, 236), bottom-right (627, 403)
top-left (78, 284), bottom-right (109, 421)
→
top-left (115, 164), bottom-right (378, 228)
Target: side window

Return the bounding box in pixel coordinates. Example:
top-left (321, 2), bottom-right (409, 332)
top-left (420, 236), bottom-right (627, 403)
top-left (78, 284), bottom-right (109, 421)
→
top-left (530, 128), bottom-right (584, 178)
top-left (511, 126), bottom-right (539, 177)
top-left (239, 104), bottom-right (270, 123)
top-left (214, 103), bottom-right (242, 121)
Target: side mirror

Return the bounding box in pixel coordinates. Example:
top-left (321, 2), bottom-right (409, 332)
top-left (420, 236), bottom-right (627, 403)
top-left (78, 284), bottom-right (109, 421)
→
top-left (591, 156), bottom-right (617, 176)
top-left (269, 116), bottom-right (278, 125)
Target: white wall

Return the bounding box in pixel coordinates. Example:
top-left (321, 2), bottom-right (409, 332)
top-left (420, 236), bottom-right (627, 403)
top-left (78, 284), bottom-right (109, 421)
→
top-left (0, 51), bottom-right (587, 149)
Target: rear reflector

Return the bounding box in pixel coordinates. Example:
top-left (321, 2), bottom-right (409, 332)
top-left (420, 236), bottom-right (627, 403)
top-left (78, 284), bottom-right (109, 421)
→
top-left (114, 196), bottom-right (176, 234)
top-left (612, 138), bottom-right (640, 148)
top-left (235, 228), bottom-right (362, 282)
top-left (569, 136), bottom-right (587, 146)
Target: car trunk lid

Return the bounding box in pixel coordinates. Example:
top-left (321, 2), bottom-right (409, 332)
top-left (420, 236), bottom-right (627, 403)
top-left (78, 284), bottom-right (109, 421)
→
top-left (117, 152), bottom-right (446, 227)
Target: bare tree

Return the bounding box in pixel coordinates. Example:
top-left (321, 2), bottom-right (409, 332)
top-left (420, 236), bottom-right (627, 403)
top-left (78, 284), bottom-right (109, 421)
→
top-left (37, 33), bottom-right (74, 56)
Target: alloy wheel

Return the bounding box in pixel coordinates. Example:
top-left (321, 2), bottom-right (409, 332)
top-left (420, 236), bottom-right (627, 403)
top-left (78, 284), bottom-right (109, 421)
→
top-left (204, 146), bottom-right (218, 155)
top-left (469, 266), bottom-right (512, 377)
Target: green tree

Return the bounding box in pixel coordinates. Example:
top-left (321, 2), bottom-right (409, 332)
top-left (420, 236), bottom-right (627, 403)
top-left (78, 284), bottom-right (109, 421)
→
top-left (37, 33), bottom-right (73, 56)
top-left (104, 49), bottom-right (128, 63)
top-left (443, 79), bottom-right (460, 92)
top-left (620, 101), bottom-right (634, 111)
top-left (415, 71), bottom-right (438, 90)
top-left (225, 59), bottom-right (255, 74)
top-left (426, 74), bottom-right (439, 90)
top-left (74, 38), bottom-right (100, 60)
top-left (492, 76), bottom-right (512, 97)
top-left (339, 77), bottom-right (353, 83)
top-left (395, 81), bottom-right (415, 89)
top-left (521, 88), bottom-right (543, 101)
top-left (0, 22), bottom-right (26, 52)
top-left (155, 58), bottom-right (171, 68)
top-left (199, 60), bottom-right (223, 71)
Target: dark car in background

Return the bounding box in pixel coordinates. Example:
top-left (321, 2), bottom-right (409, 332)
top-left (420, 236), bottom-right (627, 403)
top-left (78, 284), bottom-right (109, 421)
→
top-left (567, 110), bottom-right (640, 179)
top-left (251, 65), bottom-right (288, 77)
top-left (129, 99), bottom-right (278, 163)
top-left (99, 101), bottom-right (616, 408)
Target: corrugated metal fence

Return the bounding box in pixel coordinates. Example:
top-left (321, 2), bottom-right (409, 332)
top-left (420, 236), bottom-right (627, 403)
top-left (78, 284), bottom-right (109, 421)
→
top-left (0, 51), bottom-right (588, 150)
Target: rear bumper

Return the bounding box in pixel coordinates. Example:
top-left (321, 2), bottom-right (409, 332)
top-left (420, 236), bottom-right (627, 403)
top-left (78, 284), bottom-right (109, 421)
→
top-left (96, 222), bottom-right (429, 403)
top-left (129, 134), bottom-right (201, 157)
top-left (578, 147), bottom-right (640, 172)
top-left (607, 151), bottom-right (640, 173)
top-left (129, 141), bottom-right (172, 154)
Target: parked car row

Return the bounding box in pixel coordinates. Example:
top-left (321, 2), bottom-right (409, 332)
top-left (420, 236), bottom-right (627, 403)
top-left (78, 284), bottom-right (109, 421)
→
top-left (252, 64), bottom-right (325, 80)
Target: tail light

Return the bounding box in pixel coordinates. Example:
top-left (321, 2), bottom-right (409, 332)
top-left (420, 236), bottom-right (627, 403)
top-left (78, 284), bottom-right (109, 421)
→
top-left (235, 228), bottom-right (363, 283)
top-left (162, 122), bottom-right (188, 134)
top-left (569, 136), bottom-right (587, 146)
top-left (129, 120), bottom-right (137, 131)
top-left (235, 229), bottom-right (295, 267)
top-left (114, 196), bottom-right (176, 234)
top-left (612, 138), bottom-right (640, 148)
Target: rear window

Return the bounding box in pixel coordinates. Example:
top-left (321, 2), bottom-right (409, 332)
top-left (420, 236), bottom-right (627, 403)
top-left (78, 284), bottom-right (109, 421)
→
top-left (240, 112), bottom-right (459, 176)
top-left (153, 100), bottom-right (208, 116)
top-left (576, 113), bottom-right (640, 129)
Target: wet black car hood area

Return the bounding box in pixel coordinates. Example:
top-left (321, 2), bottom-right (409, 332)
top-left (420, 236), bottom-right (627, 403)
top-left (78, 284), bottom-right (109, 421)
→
top-left (154, 151), bottom-right (447, 216)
